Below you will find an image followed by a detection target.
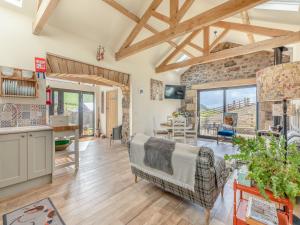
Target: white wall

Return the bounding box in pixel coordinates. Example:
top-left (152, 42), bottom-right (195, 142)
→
top-left (0, 7), bottom-right (181, 135)
top-left (292, 44), bottom-right (300, 62)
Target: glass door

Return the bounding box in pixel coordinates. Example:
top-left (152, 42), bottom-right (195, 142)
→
top-left (81, 93), bottom-right (95, 136)
top-left (63, 92), bottom-right (80, 125)
top-left (50, 89), bottom-right (95, 137)
top-left (198, 85), bottom-right (257, 138)
top-left (198, 89), bottom-right (224, 137)
top-left (226, 86), bottom-right (257, 135)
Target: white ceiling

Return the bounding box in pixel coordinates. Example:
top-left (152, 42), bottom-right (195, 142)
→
top-left (0, 0), bottom-right (300, 73)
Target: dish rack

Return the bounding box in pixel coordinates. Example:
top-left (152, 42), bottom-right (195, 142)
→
top-left (0, 67), bottom-right (39, 98)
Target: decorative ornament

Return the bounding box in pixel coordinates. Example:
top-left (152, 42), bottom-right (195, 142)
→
top-left (97, 45), bottom-right (105, 61)
top-left (213, 30), bottom-right (218, 39)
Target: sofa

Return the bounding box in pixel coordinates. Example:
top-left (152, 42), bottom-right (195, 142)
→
top-left (129, 138), bottom-right (229, 225)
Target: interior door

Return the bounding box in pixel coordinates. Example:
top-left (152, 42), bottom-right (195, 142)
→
top-left (106, 90), bottom-right (118, 137)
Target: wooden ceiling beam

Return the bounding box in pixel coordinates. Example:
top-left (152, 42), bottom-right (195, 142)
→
top-left (156, 31), bottom-right (300, 73)
top-left (115, 0), bottom-right (268, 60)
top-left (33, 0), bottom-right (59, 35)
top-left (209, 29), bottom-right (229, 51)
top-left (170, 0), bottom-right (179, 26)
top-left (48, 73), bottom-right (114, 87)
top-left (118, 0), bottom-right (163, 50)
top-left (240, 11), bottom-right (255, 43)
top-left (152, 11), bottom-right (171, 25)
top-left (157, 29), bottom-right (201, 68)
top-left (102, 0), bottom-right (194, 58)
top-left (176, 0), bottom-right (195, 22)
top-left (187, 42), bottom-right (203, 52)
top-left (203, 26), bottom-right (210, 55)
top-left (214, 21), bottom-right (293, 37)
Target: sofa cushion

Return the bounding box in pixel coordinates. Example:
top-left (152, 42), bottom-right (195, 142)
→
top-left (218, 130), bottom-right (235, 137)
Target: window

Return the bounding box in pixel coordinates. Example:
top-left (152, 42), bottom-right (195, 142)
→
top-left (198, 86), bottom-right (257, 137)
top-left (4, 0), bottom-right (23, 7)
top-left (255, 0), bottom-right (300, 12)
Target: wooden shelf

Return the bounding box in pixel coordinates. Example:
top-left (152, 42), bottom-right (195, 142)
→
top-left (236, 199), bottom-right (289, 225)
top-left (0, 66), bottom-right (39, 98)
top-left (233, 180), bottom-right (293, 225)
top-left (1, 76), bottom-right (36, 82)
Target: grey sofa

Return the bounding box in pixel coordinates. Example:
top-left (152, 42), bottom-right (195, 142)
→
top-left (129, 146), bottom-right (229, 225)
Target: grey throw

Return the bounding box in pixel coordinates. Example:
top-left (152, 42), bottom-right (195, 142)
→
top-left (144, 137), bottom-right (175, 175)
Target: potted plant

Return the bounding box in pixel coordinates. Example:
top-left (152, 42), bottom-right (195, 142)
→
top-left (225, 135), bottom-right (300, 203)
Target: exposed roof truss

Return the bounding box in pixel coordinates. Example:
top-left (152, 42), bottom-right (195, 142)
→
top-left (103, 0), bottom-right (300, 73)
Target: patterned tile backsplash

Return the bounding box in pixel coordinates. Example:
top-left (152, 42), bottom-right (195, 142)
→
top-left (0, 104), bottom-right (46, 127)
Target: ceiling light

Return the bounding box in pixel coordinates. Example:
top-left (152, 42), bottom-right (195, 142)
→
top-left (255, 0), bottom-right (300, 12)
top-left (4, 0), bottom-right (23, 7)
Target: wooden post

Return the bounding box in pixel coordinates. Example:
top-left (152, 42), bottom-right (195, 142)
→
top-left (204, 208), bottom-right (210, 225)
top-left (134, 175), bottom-right (137, 183)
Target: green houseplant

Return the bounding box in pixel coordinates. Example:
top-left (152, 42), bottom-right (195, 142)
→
top-left (225, 135), bottom-right (300, 203)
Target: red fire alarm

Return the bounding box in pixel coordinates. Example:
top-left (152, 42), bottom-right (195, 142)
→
top-left (46, 86), bottom-right (52, 105)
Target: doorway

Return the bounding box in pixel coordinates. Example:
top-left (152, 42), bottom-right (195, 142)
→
top-left (49, 89), bottom-right (95, 137)
top-left (106, 90), bottom-right (118, 137)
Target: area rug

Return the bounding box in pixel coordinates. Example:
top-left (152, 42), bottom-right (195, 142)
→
top-left (2, 198), bottom-right (65, 225)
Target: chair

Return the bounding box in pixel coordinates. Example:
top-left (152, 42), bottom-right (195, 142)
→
top-left (217, 113), bottom-right (238, 144)
top-left (110, 125), bottom-right (122, 146)
top-left (153, 117), bottom-right (169, 139)
top-left (185, 117), bottom-right (199, 145)
top-left (172, 116), bottom-right (186, 143)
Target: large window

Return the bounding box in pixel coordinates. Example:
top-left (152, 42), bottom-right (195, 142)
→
top-left (198, 86), bottom-right (257, 137)
top-left (49, 89), bottom-right (95, 137)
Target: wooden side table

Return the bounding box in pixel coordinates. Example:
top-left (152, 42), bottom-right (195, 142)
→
top-left (233, 179), bottom-right (293, 225)
top-left (52, 125), bottom-right (79, 172)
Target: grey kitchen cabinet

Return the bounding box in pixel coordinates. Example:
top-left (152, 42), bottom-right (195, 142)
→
top-left (28, 131), bottom-right (52, 179)
top-left (0, 133), bottom-right (28, 188)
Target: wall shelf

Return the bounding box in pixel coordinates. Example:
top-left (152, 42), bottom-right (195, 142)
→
top-left (0, 66), bottom-right (39, 98)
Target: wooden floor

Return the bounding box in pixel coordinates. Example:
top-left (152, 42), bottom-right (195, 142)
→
top-left (0, 138), bottom-right (299, 225)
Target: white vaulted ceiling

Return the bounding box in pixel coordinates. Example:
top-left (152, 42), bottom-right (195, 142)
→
top-left (0, 0), bottom-right (300, 74)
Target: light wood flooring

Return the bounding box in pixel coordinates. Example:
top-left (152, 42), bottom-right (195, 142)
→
top-left (0, 138), bottom-right (299, 225)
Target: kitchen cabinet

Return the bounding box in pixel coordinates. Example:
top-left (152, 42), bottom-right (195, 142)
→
top-left (0, 133), bottom-right (28, 188)
top-left (28, 131), bottom-right (52, 179)
top-left (0, 128), bottom-right (53, 190)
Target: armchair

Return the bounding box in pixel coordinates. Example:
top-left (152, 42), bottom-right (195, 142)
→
top-left (217, 113), bottom-right (238, 144)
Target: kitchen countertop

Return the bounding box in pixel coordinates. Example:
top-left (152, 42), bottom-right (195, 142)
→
top-left (0, 125), bottom-right (53, 135)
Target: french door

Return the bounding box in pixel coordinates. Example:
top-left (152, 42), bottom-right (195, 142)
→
top-left (49, 89), bottom-right (95, 137)
top-left (198, 86), bottom-right (257, 138)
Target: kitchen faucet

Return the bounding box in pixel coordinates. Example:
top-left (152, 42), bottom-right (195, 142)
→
top-left (1, 103), bottom-right (19, 127)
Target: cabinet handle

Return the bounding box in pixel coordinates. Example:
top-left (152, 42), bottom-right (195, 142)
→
top-left (29, 134), bottom-right (32, 137)
top-left (21, 135), bottom-right (25, 138)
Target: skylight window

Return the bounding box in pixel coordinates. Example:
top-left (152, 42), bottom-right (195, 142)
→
top-left (176, 54), bottom-right (188, 63)
top-left (4, 0), bottom-right (22, 7)
top-left (255, 0), bottom-right (300, 12)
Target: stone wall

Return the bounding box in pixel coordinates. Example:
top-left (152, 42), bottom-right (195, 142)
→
top-left (180, 42), bottom-right (290, 130)
top-left (121, 88), bottom-right (130, 143)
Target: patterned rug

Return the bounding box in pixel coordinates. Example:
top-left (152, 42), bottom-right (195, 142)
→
top-left (2, 198), bottom-right (65, 225)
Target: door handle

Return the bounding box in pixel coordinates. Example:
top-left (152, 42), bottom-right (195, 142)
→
top-left (29, 134), bottom-right (33, 137)
top-left (21, 135), bottom-right (25, 138)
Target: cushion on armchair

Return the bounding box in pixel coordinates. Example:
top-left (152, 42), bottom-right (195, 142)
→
top-left (218, 129), bottom-right (235, 137)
